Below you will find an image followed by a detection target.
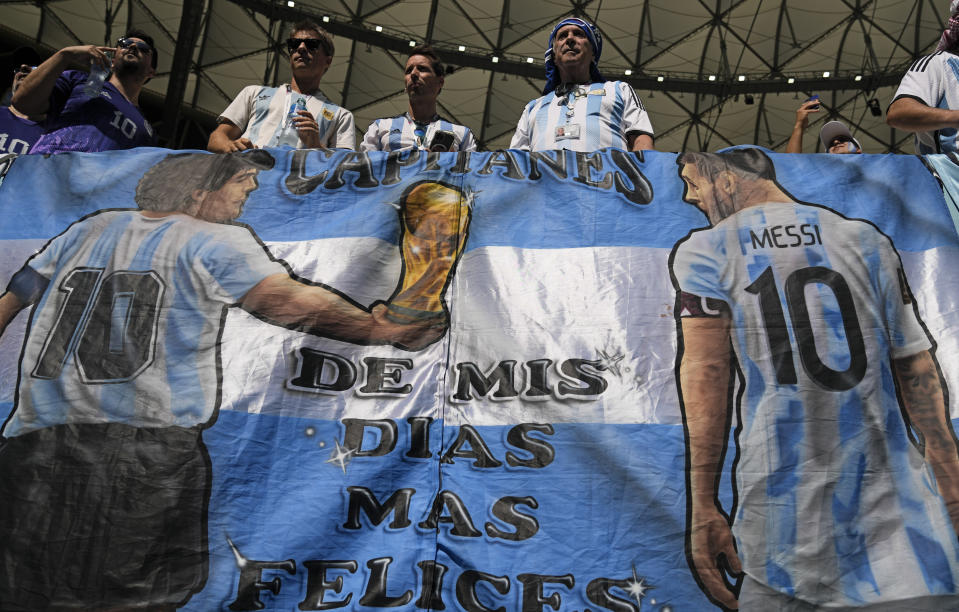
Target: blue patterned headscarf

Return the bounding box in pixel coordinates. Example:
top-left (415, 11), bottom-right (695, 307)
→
top-left (543, 17), bottom-right (604, 94)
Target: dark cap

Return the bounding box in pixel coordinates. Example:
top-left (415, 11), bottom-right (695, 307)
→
top-left (2, 46), bottom-right (42, 69)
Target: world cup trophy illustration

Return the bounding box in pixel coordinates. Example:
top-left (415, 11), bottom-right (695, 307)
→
top-left (386, 180), bottom-right (473, 325)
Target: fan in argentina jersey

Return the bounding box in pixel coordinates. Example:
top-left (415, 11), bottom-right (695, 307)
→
top-left (888, 1), bottom-right (959, 155)
top-left (0, 150), bottom-right (443, 611)
top-left (508, 17), bottom-right (653, 152)
top-left (208, 21), bottom-right (355, 152)
top-left (669, 149), bottom-right (959, 610)
top-left (360, 45), bottom-right (477, 153)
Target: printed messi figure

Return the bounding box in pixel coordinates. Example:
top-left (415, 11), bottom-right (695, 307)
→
top-left (669, 148), bottom-right (959, 611)
top-left (0, 150), bottom-right (449, 611)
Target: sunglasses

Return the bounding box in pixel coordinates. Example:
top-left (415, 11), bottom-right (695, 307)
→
top-left (14, 65), bottom-right (35, 75)
top-left (117, 38), bottom-right (153, 54)
top-left (286, 38), bottom-right (327, 54)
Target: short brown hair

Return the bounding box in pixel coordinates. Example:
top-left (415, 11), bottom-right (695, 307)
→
top-left (290, 20), bottom-right (334, 57)
top-left (407, 45), bottom-right (444, 76)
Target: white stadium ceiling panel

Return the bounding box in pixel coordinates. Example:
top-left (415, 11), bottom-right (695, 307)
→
top-left (0, 0), bottom-right (946, 153)
top-left (343, 44), bottom-right (406, 109)
top-left (200, 0), bottom-right (272, 66)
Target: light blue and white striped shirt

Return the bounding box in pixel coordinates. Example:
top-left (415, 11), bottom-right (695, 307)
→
top-left (220, 84), bottom-right (355, 149)
top-left (892, 51), bottom-right (959, 155)
top-left (3, 210), bottom-right (285, 437)
top-left (509, 81), bottom-right (653, 152)
top-left (360, 113), bottom-right (476, 152)
top-left (672, 201), bottom-right (959, 606)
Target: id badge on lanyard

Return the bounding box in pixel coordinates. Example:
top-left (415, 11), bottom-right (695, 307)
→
top-left (555, 124), bottom-right (581, 140)
top-left (556, 87), bottom-right (585, 141)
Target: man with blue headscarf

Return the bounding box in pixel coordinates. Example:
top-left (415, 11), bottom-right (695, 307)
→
top-left (509, 17), bottom-right (653, 152)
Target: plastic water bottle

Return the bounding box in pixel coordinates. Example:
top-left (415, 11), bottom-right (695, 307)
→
top-left (83, 51), bottom-right (113, 98)
top-left (286, 97), bottom-right (307, 128)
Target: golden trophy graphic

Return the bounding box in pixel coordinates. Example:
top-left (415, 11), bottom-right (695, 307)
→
top-left (386, 181), bottom-right (472, 324)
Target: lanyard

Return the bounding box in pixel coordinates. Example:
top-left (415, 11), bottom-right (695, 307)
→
top-left (407, 113), bottom-right (438, 149)
top-left (559, 85), bottom-right (587, 123)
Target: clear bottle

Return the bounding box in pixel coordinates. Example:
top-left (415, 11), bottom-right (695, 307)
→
top-left (286, 97), bottom-right (307, 128)
top-left (83, 51), bottom-right (113, 98)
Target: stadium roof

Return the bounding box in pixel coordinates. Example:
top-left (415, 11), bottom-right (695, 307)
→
top-left (0, 0), bottom-right (946, 152)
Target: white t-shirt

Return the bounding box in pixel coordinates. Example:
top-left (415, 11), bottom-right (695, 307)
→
top-left (219, 84), bottom-right (355, 149)
top-left (360, 113), bottom-right (476, 152)
top-left (4, 210), bottom-right (285, 436)
top-left (509, 81), bottom-right (653, 152)
top-left (891, 51), bottom-right (959, 155)
top-left (671, 201), bottom-right (959, 606)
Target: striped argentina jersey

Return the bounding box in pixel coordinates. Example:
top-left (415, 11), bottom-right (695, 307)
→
top-left (219, 84), bottom-right (355, 149)
top-left (509, 80), bottom-right (653, 152)
top-left (891, 51), bottom-right (959, 155)
top-left (359, 113), bottom-right (476, 152)
top-left (671, 202), bottom-right (959, 606)
top-left (3, 210), bottom-right (286, 438)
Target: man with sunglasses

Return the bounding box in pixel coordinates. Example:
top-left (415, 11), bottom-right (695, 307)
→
top-left (209, 21), bottom-right (355, 152)
top-left (0, 47), bottom-right (43, 155)
top-left (12, 29), bottom-right (157, 154)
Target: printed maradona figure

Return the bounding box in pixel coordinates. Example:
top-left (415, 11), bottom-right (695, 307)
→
top-left (669, 148), bottom-right (959, 610)
top-left (0, 151), bottom-right (469, 611)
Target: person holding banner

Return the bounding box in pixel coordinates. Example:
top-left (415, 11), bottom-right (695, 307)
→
top-left (0, 150), bottom-right (452, 611)
top-left (670, 148), bottom-right (959, 610)
top-left (208, 20), bottom-right (355, 152)
top-left (509, 17), bottom-right (654, 152)
top-left (360, 45), bottom-right (476, 152)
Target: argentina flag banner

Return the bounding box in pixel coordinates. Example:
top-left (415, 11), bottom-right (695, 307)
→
top-left (2, 147), bottom-right (959, 611)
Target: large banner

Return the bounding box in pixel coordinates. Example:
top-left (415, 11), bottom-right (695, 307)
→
top-left (2, 147), bottom-right (959, 611)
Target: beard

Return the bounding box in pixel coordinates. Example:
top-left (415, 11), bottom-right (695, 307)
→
top-left (113, 56), bottom-right (143, 78)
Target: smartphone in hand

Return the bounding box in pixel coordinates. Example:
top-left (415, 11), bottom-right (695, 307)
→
top-left (429, 130), bottom-right (456, 153)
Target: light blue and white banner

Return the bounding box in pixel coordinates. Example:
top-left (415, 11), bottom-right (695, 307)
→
top-left (1, 147), bottom-right (959, 611)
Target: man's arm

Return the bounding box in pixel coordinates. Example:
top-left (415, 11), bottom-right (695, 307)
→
top-left (207, 121), bottom-right (254, 153)
top-left (785, 100), bottom-right (821, 154)
top-left (887, 97), bottom-right (959, 133)
top-left (679, 314), bottom-right (741, 610)
top-left (239, 274), bottom-right (443, 351)
top-left (12, 45), bottom-right (113, 115)
top-left (508, 106), bottom-right (531, 150)
top-left (628, 132), bottom-right (654, 151)
top-left (894, 350), bottom-right (959, 535)
top-left (0, 292), bottom-right (26, 339)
